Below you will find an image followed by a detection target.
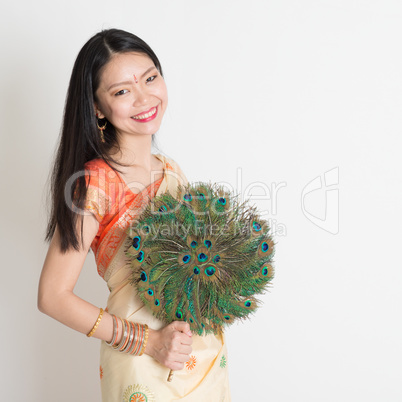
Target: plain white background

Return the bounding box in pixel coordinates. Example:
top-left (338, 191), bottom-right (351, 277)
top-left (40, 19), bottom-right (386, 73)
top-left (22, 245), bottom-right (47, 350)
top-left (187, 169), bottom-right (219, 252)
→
top-left (1, 1), bottom-right (401, 401)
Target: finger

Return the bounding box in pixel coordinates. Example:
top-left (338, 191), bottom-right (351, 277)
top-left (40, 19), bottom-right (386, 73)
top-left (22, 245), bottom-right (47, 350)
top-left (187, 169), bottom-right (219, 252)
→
top-left (170, 332), bottom-right (192, 348)
top-left (175, 352), bottom-right (191, 364)
top-left (163, 354), bottom-right (188, 370)
top-left (171, 321), bottom-right (191, 336)
top-left (179, 345), bottom-right (192, 355)
top-left (177, 333), bottom-right (193, 346)
top-left (169, 361), bottom-right (185, 371)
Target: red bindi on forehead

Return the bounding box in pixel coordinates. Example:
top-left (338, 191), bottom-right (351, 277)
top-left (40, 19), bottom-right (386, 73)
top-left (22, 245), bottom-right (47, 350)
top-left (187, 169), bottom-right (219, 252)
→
top-left (133, 74), bottom-right (138, 83)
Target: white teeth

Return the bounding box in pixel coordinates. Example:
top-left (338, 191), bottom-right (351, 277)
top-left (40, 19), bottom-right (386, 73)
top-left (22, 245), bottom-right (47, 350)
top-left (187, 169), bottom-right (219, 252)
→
top-left (133, 107), bottom-right (157, 120)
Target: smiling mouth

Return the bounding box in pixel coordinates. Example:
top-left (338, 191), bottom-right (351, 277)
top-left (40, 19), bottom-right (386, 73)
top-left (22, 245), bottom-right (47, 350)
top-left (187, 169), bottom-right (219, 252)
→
top-left (132, 106), bottom-right (158, 121)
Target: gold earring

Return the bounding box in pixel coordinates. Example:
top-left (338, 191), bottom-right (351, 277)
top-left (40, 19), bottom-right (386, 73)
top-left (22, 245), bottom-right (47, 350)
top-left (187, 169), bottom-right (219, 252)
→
top-left (97, 119), bottom-right (107, 143)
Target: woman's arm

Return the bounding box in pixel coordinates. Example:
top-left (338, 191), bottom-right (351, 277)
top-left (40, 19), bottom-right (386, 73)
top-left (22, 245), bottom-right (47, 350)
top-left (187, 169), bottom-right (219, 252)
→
top-left (38, 213), bottom-right (192, 370)
top-left (38, 213), bottom-right (115, 342)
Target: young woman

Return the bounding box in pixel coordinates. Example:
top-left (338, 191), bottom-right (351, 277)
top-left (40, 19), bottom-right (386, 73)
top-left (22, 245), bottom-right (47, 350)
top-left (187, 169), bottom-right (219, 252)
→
top-left (38, 29), bottom-right (231, 401)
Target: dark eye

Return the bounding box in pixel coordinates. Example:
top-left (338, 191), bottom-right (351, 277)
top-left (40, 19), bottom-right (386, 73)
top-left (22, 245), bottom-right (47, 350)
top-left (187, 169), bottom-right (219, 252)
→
top-left (146, 75), bottom-right (157, 83)
top-left (115, 89), bottom-right (128, 96)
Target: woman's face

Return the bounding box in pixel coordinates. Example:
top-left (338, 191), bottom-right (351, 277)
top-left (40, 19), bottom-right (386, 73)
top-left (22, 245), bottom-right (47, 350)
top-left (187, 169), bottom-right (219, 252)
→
top-left (94, 52), bottom-right (167, 139)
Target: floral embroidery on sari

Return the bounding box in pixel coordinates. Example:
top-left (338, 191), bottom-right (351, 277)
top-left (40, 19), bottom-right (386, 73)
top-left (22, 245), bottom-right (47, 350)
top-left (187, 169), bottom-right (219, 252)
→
top-left (185, 355), bottom-right (197, 371)
top-left (220, 354), bottom-right (227, 368)
top-left (123, 384), bottom-right (155, 402)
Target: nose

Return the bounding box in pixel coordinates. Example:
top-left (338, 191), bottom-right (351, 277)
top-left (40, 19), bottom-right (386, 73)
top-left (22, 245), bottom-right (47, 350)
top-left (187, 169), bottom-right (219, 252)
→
top-left (132, 85), bottom-right (149, 107)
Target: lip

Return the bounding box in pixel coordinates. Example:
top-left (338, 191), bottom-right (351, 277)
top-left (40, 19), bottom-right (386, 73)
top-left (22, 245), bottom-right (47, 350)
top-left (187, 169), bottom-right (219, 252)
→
top-left (131, 105), bottom-right (158, 123)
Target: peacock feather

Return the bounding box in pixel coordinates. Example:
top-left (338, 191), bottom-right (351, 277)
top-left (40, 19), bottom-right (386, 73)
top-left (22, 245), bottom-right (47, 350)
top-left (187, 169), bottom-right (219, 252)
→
top-left (125, 181), bottom-right (275, 336)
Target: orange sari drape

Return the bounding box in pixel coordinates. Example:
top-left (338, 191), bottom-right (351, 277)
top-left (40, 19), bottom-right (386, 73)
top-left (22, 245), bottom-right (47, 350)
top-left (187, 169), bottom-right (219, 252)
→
top-left (84, 154), bottom-right (231, 402)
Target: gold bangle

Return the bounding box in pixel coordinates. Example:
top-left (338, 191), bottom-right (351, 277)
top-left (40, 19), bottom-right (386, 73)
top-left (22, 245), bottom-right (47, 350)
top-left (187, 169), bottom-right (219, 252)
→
top-left (87, 308), bottom-right (104, 337)
top-left (139, 324), bottom-right (149, 356)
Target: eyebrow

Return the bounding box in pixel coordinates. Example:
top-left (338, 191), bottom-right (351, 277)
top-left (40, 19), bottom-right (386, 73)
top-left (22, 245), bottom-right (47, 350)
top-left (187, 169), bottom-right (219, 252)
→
top-left (107, 66), bottom-right (158, 91)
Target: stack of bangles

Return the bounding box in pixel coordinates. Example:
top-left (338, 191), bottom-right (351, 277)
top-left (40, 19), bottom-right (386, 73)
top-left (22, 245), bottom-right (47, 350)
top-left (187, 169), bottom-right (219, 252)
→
top-left (86, 308), bottom-right (149, 356)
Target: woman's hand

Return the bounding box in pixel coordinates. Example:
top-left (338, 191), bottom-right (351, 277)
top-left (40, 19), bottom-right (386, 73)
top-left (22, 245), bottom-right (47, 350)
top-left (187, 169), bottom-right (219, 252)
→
top-left (145, 321), bottom-right (193, 370)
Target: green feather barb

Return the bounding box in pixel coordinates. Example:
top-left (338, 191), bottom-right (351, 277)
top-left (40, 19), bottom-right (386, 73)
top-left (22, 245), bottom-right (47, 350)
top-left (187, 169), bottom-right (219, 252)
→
top-left (125, 181), bottom-right (276, 335)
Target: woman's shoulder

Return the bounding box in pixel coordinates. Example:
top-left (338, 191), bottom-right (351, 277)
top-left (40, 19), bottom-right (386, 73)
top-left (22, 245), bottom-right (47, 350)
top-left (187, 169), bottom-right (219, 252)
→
top-left (84, 158), bottom-right (119, 178)
top-left (83, 158), bottom-right (121, 190)
top-left (155, 153), bottom-right (188, 184)
top-left (155, 153), bottom-right (183, 172)
top-left (84, 157), bottom-right (111, 171)
top-left (82, 159), bottom-right (116, 222)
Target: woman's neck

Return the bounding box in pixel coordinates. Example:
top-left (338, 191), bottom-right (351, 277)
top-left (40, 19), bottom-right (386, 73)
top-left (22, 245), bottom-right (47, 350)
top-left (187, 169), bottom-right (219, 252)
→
top-left (108, 134), bottom-right (155, 171)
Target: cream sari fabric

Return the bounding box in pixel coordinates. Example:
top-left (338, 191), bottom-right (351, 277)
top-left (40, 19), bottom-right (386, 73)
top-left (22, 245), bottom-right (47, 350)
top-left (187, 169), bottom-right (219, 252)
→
top-left (85, 154), bottom-right (231, 401)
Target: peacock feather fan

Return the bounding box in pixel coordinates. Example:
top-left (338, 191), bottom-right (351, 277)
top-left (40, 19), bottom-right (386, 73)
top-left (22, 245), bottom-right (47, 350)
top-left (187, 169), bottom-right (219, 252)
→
top-left (125, 181), bottom-right (275, 336)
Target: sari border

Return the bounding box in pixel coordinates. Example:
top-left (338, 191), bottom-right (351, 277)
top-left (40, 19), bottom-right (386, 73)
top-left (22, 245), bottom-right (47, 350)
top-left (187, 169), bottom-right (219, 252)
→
top-left (95, 154), bottom-right (167, 279)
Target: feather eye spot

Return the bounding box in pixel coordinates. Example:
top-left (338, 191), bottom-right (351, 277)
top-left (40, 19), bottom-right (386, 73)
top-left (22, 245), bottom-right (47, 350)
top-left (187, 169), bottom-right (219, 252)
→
top-left (189, 318), bottom-right (194, 323)
top-left (224, 315), bottom-right (231, 321)
top-left (205, 266), bottom-right (216, 277)
top-left (245, 300), bottom-right (252, 307)
top-left (193, 267), bottom-right (200, 275)
top-left (154, 299), bottom-right (160, 306)
top-left (261, 263), bottom-right (273, 278)
top-left (190, 240), bottom-right (198, 248)
top-left (198, 193), bottom-right (205, 200)
top-left (182, 254), bottom-right (191, 263)
top-left (147, 288), bottom-right (154, 296)
top-left (218, 197), bottom-right (227, 205)
top-left (258, 239), bottom-right (274, 257)
top-left (198, 252), bottom-right (208, 262)
top-left (137, 251), bottom-right (145, 262)
top-left (213, 254), bottom-right (221, 263)
top-left (159, 205), bottom-right (168, 213)
top-left (204, 240), bottom-right (212, 248)
top-left (183, 193), bottom-right (192, 202)
top-left (132, 236), bottom-right (141, 250)
top-left (140, 271), bottom-right (147, 282)
top-left (253, 221), bottom-right (262, 232)
top-left (176, 311), bottom-right (183, 319)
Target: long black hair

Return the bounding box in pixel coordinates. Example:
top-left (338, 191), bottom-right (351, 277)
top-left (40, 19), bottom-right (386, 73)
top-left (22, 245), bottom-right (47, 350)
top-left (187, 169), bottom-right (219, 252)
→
top-left (46, 28), bottom-right (164, 252)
